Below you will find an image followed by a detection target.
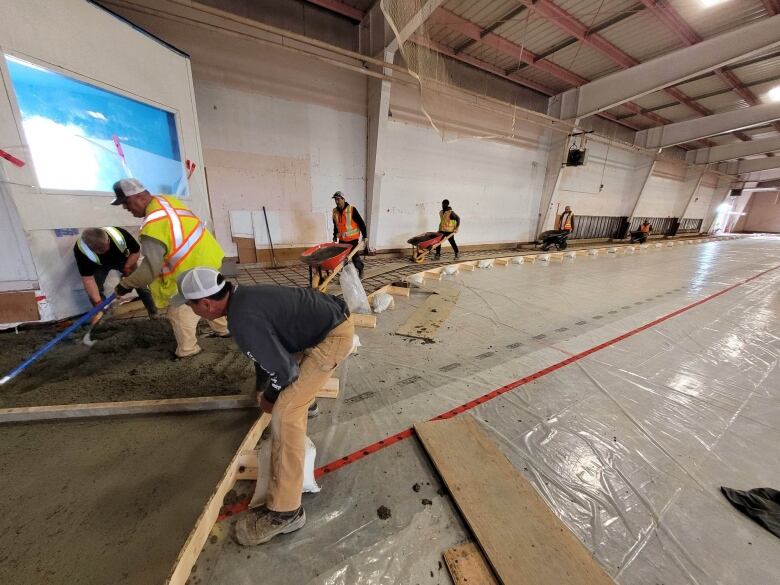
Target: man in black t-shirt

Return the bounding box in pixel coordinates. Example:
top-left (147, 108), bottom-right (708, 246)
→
top-left (73, 227), bottom-right (156, 323)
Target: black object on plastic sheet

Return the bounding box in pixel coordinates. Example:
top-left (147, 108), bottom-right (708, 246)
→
top-left (721, 486), bottom-right (780, 538)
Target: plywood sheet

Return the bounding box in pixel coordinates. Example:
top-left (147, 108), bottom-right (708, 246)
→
top-left (416, 415), bottom-right (615, 585)
top-left (396, 287), bottom-right (459, 341)
top-left (0, 290), bottom-right (38, 323)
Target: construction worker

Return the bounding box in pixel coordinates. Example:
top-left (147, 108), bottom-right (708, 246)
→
top-left (331, 191), bottom-right (367, 277)
top-left (74, 227), bottom-right (156, 324)
top-left (174, 267), bottom-right (354, 545)
top-left (434, 198), bottom-right (460, 259)
top-left (110, 178), bottom-right (229, 358)
top-left (558, 205), bottom-right (575, 234)
top-left (630, 220), bottom-right (653, 244)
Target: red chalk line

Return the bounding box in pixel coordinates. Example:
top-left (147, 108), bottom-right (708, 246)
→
top-left (218, 262), bottom-right (780, 520)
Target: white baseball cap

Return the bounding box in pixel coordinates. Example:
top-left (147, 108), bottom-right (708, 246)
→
top-left (171, 267), bottom-right (227, 306)
top-left (111, 178), bottom-right (147, 205)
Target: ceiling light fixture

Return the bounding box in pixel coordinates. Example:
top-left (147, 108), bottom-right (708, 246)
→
top-left (768, 86), bottom-right (780, 103)
top-left (700, 0), bottom-right (727, 7)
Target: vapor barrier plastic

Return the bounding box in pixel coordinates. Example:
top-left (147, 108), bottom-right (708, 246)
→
top-left (201, 236), bottom-right (780, 585)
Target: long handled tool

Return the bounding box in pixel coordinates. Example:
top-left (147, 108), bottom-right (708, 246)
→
top-left (262, 206), bottom-right (278, 268)
top-left (0, 294), bottom-right (116, 385)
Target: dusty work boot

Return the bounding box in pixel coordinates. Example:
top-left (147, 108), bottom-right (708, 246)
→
top-left (235, 505), bottom-right (306, 546)
top-left (307, 401), bottom-right (320, 418)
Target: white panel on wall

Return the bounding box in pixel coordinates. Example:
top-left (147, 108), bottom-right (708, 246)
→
top-left (229, 210), bottom-right (253, 238)
top-left (376, 121), bottom-right (546, 248)
top-left (251, 210), bottom-right (283, 247)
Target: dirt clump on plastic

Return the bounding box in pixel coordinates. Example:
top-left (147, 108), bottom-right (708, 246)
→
top-left (0, 316), bottom-right (253, 408)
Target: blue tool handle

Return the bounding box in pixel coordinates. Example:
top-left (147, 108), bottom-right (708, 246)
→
top-left (0, 293), bottom-right (117, 385)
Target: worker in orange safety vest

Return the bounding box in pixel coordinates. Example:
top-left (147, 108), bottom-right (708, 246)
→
top-left (557, 205), bottom-right (575, 233)
top-left (332, 191), bottom-right (368, 278)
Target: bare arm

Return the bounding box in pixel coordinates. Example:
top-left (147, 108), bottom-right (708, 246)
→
top-left (81, 276), bottom-right (102, 306)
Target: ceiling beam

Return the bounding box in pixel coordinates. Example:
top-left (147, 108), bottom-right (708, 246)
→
top-left (686, 135), bottom-right (780, 164)
top-left (431, 8), bottom-right (672, 127)
top-left (302, 0), bottom-right (364, 21)
top-left (452, 6), bottom-right (526, 55)
top-left (616, 73), bottom-right (780, 119)
top-left (634, 102), bottom-right (780, 149)
top-left (555, 13), bottom-right (780, 119)
top-left (761, 0), bottom-right (780, 15)
top-left (723, 156), bottom-right (780, 175)
top-left (640, 0), bottom-right (780, 136)
top-left (409, 34), bottom-right (642, 132)
top-left (509, 2), bottom-right (645, 75)
top-left (515, 0), bottom-right (718, 121)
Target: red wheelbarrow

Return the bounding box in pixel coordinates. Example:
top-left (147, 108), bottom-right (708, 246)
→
top-left (300, 241), bottom-right (364, 291)
top-left (407, 231), bottom-right (454, 264)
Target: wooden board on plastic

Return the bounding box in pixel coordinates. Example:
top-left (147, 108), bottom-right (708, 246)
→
top-left (396, 286), bottom-right (459, 341)
top-left (443, 542), bottom-right (499, 585)
top-left (416, 415), bottom-right (616, 585)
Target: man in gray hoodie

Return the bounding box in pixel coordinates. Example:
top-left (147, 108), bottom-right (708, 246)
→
top-left (174, 267), bottom-right (354, 546)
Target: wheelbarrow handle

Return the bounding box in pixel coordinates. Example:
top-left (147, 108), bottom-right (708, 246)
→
top-left (0, 294), bottom-right (117, 385)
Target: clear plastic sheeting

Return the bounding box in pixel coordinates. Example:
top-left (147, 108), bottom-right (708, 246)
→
top-left (202, 236), bottom-right (780, 585)
top-left (339, 263), bottom-right (371, 314)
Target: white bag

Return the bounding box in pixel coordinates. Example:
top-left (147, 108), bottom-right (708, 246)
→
top-left (249, 435), bottom-right (320, 508)
top-left (340, 263), bottom-right (371, 314)
top-left (478, 259), bottom-right (493, 269)
top-left (371, 292), bottom-right (394, 313)
top-left (511, 256), bottom-right (525, 264)
top-left (443, 265), bottom-right (459, 275)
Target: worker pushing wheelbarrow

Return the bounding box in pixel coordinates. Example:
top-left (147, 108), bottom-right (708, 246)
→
top-left (299, 241), bottom-right (365, 292)
top-left (408, 199), bottom-right (461, 264)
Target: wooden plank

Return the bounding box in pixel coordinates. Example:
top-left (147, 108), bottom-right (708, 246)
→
top-left (396, 286), bottom-right (459, 341)
top-left (0, 290), bottom-right (39, 323)
top-left (166, 413), bottom-right (271, 585)
top-left (415, 415), bottom-right (616, 585)
top-left (0, 381), bottom-right (340, 423)
top-left (459, 262), bottom-right (476, 272)
top-left (318, 377), bottom-right (340, 399)
top-left (387, 284), bottom-right (411, 297)
top-left (352, 312), bottom-right (377, 328)
top-left (493, 257), bottom-right (511, 266)
top-left (443, 542), bottom-right (499, 585)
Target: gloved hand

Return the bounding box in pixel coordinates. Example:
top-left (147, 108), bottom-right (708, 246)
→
top-left (114, 283), bottom-right (133, 297)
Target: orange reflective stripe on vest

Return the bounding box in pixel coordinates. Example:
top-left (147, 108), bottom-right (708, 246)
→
top-left (561, 212), bottom-right (573, 230)
top-left (143, 196), bottom-right (204, 276)
top-left (334, 205), bottom-right (360, 241)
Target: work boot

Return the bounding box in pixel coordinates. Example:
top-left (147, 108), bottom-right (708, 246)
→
top-left (235, 505), bottom-right (306, 546)
top-left (434, 253), bottom-right (440, 260)
top-left (308, 401), bottom-right (320, 418)
top-left (202, 330), bottom-right (231, 339)
top-left (454, 253), bottom-right (460, 260)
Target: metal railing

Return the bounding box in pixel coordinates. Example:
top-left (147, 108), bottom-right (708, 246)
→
top-left (569, 215), bottom-right (625, 240)
top-left (678, 218), bottom-right (703, 234)
top-left (629, 216), bottom-right (676, 236)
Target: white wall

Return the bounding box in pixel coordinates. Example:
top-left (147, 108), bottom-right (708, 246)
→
top-left (0, 0), bottom-right (208, 320)
top-left (108, 0), bottom-right (368, 256)
top-left (555, 142), bottom-right (648, 217)
top-left (375, 120), bottom-right (545, 248)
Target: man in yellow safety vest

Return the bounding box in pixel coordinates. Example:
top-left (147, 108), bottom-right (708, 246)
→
top-left (111, 178), bottom-right (229, 358)
top-left (435, 199), bottom-right (460, 260)
top-left (558, 205), bottom-right (575, 233)
top-left (332, 191), bottom-right (368, 277)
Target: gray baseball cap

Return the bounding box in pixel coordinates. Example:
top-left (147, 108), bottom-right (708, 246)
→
top-left (111, 178), bottom-right (147, 205)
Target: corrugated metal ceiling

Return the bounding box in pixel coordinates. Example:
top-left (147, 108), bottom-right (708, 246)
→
top-left (414, 0), bottom-right (780, 144)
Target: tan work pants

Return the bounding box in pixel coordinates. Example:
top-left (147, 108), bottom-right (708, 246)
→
top-left (166, 303), bottom-right (229, 357)
top-left (266, 316), bottom-right (355, 512)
